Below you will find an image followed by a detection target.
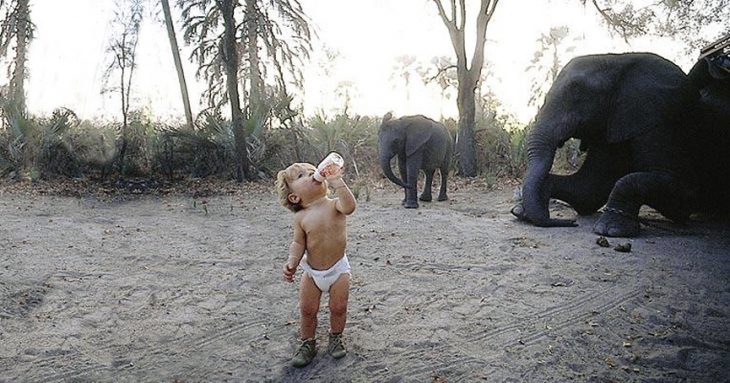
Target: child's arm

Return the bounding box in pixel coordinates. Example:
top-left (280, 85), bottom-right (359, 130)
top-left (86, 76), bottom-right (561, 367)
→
top-left (328, 169), bottom-right (356, 215)
top-left (283, 217), bottom-right (305, 283)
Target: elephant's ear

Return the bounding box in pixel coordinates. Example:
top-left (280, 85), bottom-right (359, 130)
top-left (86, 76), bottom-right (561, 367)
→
top-left (406, 125), bottom-right (433, 156)
top-left (606, 74), bottom-right (691, 143)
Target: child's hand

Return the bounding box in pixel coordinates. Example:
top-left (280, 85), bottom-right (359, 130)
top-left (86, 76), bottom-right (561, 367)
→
top-left (282, 263), bottom-right (296, 283)
top-left (327, 167), bottom-right (346, 189)
top-left (326, 166), bottom-right (344, 181)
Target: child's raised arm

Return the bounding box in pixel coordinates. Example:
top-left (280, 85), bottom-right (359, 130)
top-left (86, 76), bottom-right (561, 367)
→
top-left (283, 217), bottom-right (306, 283)
top-left (328, 169), bottom-right (356, 215)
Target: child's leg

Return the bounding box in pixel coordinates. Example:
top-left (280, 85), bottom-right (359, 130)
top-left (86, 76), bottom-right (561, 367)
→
top-left (328, 273), bottom-right (350, 334)
top-left (299, 273), bottom-right (322, 339)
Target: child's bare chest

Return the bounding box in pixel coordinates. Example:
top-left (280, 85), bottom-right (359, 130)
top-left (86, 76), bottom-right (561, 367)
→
top-left (302, 202), bottom-right (344, 236)
top-left (301, 208), bottom-right (342, 235)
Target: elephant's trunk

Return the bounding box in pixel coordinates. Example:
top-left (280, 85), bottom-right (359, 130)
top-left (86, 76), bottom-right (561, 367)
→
top-left (379, 152), bottom-right (407, 188)
top-left (517, 130), bottom-right (576, 227)
top-left (521, 148), bottom-right (554, 226)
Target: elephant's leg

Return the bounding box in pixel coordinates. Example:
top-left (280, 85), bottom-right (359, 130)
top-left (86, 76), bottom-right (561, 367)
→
top-left (404, 152), bottom-right (423, 208)
top-left (550, 144), bottom-right (630, 215)
top-left (398, 156), bottom-right (408, 206)
top-left (594, 171), bottom-right (692, 237)
top-left (594, 127), bottom-right (693, 237)
top-left (437, 165), bottom-right (448, 201)
top-left (419, 169), bottom-right (434, 202)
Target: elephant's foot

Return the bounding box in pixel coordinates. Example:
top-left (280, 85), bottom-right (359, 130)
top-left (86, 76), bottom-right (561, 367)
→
top-left (404, 200), bottom-right (419, 209)
top-left (419, 193), bottom-right (432, 202)
top-left (437, 194), bottom-right (448, 202)
top-left (593, 208), bottom-right (640, 237)
top-left (511, 202), bottom-right (525, 220)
